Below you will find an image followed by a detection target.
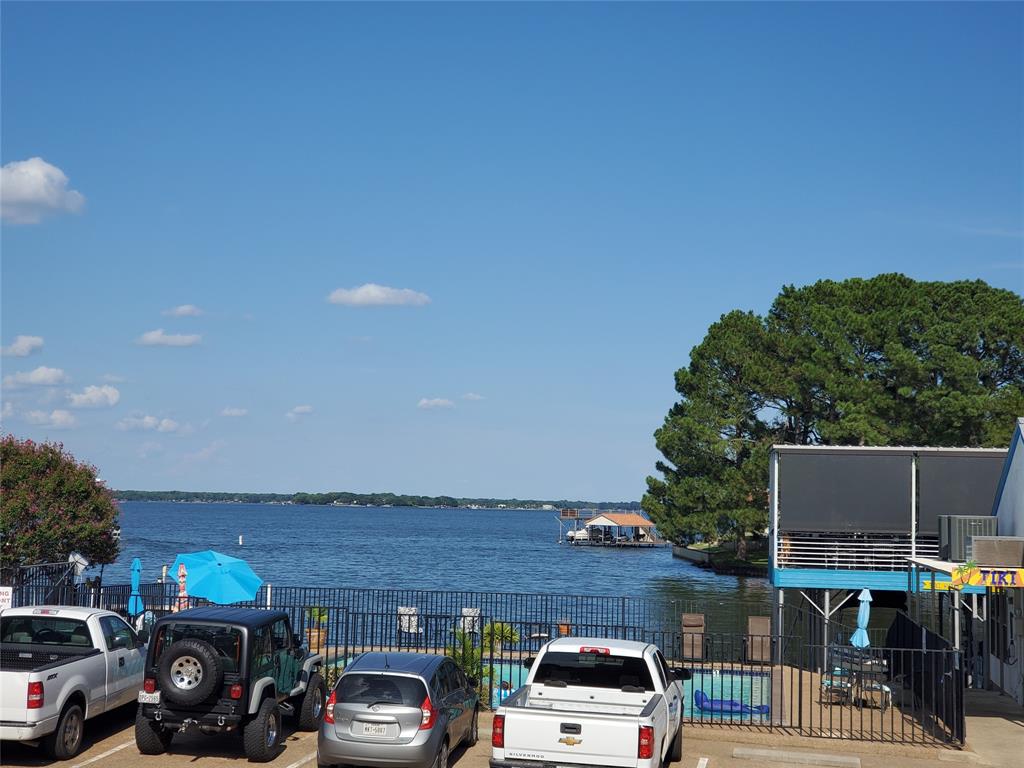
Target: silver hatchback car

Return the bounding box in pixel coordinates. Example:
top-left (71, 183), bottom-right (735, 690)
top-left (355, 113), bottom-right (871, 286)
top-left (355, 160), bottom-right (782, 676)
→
top-left (318, 653), bottom-right (480, 768)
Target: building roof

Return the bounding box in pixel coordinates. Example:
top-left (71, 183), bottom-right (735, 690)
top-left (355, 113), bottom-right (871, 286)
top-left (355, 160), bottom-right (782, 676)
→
top-left (586, 512), bottom-right (655, 528)
top-left (772, 444), bottom-right (1007, 458)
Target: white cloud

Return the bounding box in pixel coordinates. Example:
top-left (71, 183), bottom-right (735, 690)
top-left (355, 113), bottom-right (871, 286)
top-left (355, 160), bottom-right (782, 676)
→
top-left (137, 329), bottom-right (202, 347)
top-left (2, 366), bottom-right (68, 389)
top-left (25, 409), bottom-right (77, 429)
top-left (221, 407), bottom-right (248, 417)
top-left (418, 398), bottom-right (455, 410)
top-left (163, 304), bottom-right (204, 317)
top-left (138, 441), bottom-right (163, 459)
top-left (68, 384), bottom-right (120, 408)
top-left (328, 283), bottom-right (430, 307)
top-left (2, 401), bottom-right (14, 420)
top-left (117, 414), bottom-right (183, 433)
top-left (2, 335), bottom-right (44, 357)
top-left (102, 373), bottom-right (126, 383)
top-left (286, 404), bottom-right (313, 422)
top-left (185, 440), bottom-right (227, 463)
top-left (462, 392), bottom-right (485, 401)
top-left (1, 157), bottom-right (85, 224)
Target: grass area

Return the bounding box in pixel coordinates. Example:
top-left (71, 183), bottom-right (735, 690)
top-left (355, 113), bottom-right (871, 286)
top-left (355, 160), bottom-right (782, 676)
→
top-left (710, 551), bottom-right (769, 569)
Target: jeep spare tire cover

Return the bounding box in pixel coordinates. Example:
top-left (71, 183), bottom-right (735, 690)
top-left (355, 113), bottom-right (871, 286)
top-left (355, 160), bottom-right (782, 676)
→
top-left (158, 639), bottom-right (223, 705)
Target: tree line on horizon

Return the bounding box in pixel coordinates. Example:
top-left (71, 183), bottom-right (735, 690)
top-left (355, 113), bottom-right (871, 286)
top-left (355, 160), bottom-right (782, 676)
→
top-left (643, 274), bottom-right (1024, 559)
top-left (112, 489), bottom-right (643, 511)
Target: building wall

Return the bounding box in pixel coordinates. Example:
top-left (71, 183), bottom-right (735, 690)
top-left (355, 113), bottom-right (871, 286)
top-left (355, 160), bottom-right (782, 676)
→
top-left (993, 420), bottom-right (1023, 537)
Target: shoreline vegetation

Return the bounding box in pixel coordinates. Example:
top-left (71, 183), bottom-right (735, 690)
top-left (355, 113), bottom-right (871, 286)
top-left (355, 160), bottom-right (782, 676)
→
top-left (113, 489), bottom-right (641, 511)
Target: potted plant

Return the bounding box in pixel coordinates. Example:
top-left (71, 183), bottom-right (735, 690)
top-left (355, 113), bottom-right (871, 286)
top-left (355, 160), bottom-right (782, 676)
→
top-left (305, 606), bottom-right (328, 652)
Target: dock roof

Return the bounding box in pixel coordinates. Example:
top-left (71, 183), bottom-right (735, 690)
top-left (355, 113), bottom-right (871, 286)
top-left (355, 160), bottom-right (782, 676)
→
top-left (586, 512), bottom-right (655, 528)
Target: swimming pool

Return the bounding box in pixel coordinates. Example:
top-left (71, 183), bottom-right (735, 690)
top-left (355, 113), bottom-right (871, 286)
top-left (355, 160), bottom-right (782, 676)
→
top-left (682, 669), bottom-right (771, 721)
top-left (486, 662), bottom-right (770, 719)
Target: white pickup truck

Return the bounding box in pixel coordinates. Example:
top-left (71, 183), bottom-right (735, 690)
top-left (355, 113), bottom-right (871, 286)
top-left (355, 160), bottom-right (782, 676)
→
top-left (0, 605), bottom-right (147, 759)
top-left (490, 637), bottom-right (691, 768)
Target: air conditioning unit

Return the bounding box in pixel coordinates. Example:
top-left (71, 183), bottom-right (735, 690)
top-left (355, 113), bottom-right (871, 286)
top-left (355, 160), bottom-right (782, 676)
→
top-left (972, 537), bottom-right (1024, 567)
top-left (937, 515), bottom-right (998, 561)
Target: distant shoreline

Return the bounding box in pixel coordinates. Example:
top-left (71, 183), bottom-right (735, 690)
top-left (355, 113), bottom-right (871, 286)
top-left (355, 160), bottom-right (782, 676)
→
top-left (113, 490), bottom-right (642, 512)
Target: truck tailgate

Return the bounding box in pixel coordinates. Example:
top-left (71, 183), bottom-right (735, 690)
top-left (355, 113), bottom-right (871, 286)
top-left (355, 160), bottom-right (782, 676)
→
top-left (503, 707), bottom-right (642, 767)
top-left (0, 669), bottom-right (31, 723)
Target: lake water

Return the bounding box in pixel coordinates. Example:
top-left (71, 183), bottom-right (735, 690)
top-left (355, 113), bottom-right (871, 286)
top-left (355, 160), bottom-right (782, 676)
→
top-left (102, 502), bottom-right (771, 628)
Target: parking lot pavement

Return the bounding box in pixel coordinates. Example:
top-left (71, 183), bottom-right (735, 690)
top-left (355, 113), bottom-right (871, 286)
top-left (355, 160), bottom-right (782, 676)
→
top-left (5, 710), bottom-right (979, 768)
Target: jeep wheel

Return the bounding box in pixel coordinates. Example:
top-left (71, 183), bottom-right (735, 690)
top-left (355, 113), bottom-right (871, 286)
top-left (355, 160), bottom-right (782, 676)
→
top-left (158, 638), bottom-right (223, 706)
top-left (297, 673), bottom-right (327, 731)
top-left (42, 703), bottom-right (84, 760)
top-left (244, 697), bottom-right (282, 763)
top-left (135, 707), bottom-right (173, 755)
top-left (466, 707), bottom-right (479, 747)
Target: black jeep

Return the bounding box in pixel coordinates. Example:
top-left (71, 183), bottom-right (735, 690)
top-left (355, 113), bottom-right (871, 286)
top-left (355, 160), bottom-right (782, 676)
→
top-left (135, 606), bottom-right (327, 762)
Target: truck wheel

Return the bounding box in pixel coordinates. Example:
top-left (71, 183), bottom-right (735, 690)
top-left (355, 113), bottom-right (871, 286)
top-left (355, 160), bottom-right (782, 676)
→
top-left (297, 673), bottom-right (327, 731)
top-left (244, 697), bottom-right (282, 763)
top-left (135, 707), bottom-right (173, 755)
top-left (668, 723), bottom-right (683, 763)
top-left (42, 703), bottom-right (84, 760)
top-left (158, 638), bottom-right (223, 706)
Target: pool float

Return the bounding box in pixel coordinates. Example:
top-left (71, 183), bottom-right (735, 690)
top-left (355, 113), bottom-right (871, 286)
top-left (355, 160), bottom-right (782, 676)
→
top-left (694, 689), bottom-right (769, 715)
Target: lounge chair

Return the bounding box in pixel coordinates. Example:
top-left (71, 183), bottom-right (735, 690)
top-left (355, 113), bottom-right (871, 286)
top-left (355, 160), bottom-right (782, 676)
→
top-left (459, 607), bottom-right (481, 634)
top-left (398, 606), bottom-right (424, 646)
top-left (681, 613), bottom-right (705, 661)
top-left (745, 616), bottom-right (771, 663)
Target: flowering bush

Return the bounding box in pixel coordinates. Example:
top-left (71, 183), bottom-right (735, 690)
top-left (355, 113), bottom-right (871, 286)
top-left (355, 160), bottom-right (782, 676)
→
top-left (1, 434), bottom-right (120, 573)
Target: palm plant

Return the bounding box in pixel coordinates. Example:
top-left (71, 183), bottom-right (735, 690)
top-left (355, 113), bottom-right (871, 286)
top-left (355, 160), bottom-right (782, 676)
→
top-left (483, 621), bottom-right (521, 657)
top-left (447, 629), bottom-right (492, 692)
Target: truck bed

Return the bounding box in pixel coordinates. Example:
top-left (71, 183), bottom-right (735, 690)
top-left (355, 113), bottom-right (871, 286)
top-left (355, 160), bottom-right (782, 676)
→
top-left (0, 643), bottom-right (101, 672)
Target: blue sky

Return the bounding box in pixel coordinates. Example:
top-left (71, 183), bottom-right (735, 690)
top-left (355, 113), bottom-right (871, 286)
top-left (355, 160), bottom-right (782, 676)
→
top-left (2, 2), bottom-right (1021, 500)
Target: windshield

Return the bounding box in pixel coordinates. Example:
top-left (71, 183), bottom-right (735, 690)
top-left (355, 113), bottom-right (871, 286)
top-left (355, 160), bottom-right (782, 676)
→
top-left (1, 616), bottom-right (93, 648)
top-left (337, 673), bottom-right (428, 706)
top-left (534, 651), bottom-right (655, 691)
top-left (154, 622), bottom-right (243, 673)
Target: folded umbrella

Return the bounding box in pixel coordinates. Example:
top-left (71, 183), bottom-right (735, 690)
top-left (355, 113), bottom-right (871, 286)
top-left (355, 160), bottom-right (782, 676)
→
top-left (170, 550), bottom-right (263, 605)
top-left (850, 588), bottom-right (872, 649)
top-left (128, 557), bottom-right (144, 618)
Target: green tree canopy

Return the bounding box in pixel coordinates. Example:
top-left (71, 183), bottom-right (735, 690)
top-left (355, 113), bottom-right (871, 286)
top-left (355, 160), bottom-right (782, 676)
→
top-left (643, 275), bottom-right (1024, 557)
top-left (1, 435), bottom-right (120, 573)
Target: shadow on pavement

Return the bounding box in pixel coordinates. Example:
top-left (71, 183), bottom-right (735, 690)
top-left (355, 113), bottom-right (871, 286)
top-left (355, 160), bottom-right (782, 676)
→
top-left (0, 704), bottom-right (136, 767)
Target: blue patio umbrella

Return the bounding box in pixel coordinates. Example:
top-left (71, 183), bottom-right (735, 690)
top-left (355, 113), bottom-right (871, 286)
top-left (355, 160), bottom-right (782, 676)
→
top-left (850, 588), bottom-right (872, 649)
top-left (127, 558), bottom-right (144, 618)
top-left (170, 550), bottom-right (263, 605)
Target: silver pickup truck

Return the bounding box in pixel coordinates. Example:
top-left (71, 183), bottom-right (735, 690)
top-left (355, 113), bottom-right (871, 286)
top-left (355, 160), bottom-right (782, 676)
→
top-left (491, 637), bottom-right (691, 768)
top-left (0, 605), bottom-right (146, 759)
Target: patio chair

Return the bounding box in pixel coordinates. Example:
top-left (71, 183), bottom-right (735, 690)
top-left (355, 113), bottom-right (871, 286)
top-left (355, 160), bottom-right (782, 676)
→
top-left (557, 622), bottom-right (572, 637)
top-left (398, 606), bottom-right (424, 646)
top-left (745, 616), bottom-right (772, 663)
top-left (681, 613), bottom-right (705, 661)
top-left (459, 607), bottom-right (481, 634)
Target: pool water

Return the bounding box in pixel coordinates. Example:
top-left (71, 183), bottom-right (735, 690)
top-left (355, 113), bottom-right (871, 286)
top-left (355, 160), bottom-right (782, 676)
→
top-left (486, 663), bottom-right (771, 719)
top-left (683, 669), bottom-right (771, 720)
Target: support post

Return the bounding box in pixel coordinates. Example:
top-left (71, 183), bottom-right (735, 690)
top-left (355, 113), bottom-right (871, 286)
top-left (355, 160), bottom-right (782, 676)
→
top-left (910, 455), bottom-right (917, 561)
top-left (266, 583), bottom-right (272, 609)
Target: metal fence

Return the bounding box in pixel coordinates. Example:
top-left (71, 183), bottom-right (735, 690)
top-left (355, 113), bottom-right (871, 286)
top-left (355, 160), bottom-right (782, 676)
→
top-left (7, 583), bottom-right (964, 745)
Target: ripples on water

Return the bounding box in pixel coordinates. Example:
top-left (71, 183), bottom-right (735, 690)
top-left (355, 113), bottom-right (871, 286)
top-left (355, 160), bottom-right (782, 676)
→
top-left (104, 503), bottom-right (771, 631)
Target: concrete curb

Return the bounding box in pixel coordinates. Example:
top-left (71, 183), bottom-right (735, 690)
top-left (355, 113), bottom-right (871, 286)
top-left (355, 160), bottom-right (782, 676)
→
top-left (733, 746), bottom-right (862, 767)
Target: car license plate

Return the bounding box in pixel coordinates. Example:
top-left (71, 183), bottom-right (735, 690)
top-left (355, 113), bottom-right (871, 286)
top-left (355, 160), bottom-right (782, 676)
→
top-left (138, 691), bottom-right (160, 704)
top-left (362, 723), bottom-right (388, 736)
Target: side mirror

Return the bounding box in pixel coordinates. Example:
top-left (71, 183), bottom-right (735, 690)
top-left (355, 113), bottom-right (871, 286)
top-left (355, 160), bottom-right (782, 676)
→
top-left (137, 629), bottom-right (150, 644)
top-left (672, 667), bottom-right (692, 681)
top-left (523, 656), bottom-right (535, 669)
top-left (467, 677), bottom-right (478, 688)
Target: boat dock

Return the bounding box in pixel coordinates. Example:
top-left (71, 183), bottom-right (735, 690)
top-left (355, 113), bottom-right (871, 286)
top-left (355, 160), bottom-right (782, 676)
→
top-left (557, 509), bottom-right (665, 547)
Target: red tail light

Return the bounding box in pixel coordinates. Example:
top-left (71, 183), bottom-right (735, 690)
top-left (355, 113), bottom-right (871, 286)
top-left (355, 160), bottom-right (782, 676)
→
top-left (27, 681), bottom-right (44, 709)
top-left (638, 725), bottom-right (654, 760)
top-left (324, 689), bottom-right (336, 725)
top-left (492, 714), bottom-right (505, 748)
top-left (229, 684), bottom-right (243, 699)
top-left (419, 695), bottom-right (436, 730)
top-left (144, 678), bottom-right (156, 694)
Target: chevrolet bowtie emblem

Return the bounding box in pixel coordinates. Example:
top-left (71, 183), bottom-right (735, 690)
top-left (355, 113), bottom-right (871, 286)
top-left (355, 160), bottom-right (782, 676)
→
top-left (558, 736), bottom-right (583, 747)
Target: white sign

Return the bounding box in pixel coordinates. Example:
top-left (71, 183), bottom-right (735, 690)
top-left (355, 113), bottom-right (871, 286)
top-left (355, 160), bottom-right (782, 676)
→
top-left (0, 585), bottom-right (13, 611)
